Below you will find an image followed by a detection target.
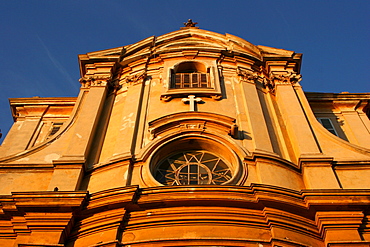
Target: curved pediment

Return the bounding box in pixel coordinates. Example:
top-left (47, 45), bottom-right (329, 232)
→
top-left (154, 28), bottom-right (263, 61)
top-left (148, 111), bottom-right (238, 140)
top-left (79, 27), bottom-right (301, 77)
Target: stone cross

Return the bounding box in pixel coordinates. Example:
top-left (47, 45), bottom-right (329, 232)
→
top-left (182, 95), bottom-right (202, 111)
top-left (184, 19), bottom-right (198, 27)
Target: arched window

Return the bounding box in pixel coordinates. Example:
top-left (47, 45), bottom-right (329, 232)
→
top-left (171, 62), bottom-right (211, 89)
top-left (155, 150), bottom-right (232, 185)
top-left (149, 136), bottom-right (241, 186)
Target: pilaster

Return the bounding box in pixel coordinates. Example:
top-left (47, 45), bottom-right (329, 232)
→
top-left (111, 70), bottom-right (147, 160)
top-left (58, 62), bottom-right (116, 163)
top-left (272, 73), bottom-right (322, 160)
top-left (334, 100), bottom-right (370, 148)
top-left (302, 160), bottom-right (340, 189)
top-left (238, 68), bottom-right (274, 154)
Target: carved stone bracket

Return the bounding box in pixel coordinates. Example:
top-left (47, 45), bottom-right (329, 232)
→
top-left (79, 75), bottom-right (112, 88)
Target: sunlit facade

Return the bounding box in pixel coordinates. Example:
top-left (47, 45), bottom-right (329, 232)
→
top-left (0, 23), bottom-right (369, 247)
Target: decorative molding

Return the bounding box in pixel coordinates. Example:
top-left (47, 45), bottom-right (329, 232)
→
top-left (148, 112), bottom-right (238, 140)
top-left (1, 186), bottom-right (370, 246)
top-left (261, 72), bottom-right (302, 93)
top-left (210, 94), bottom-right (222, 101)
top-left (160, 95), bottom-right (172, 102)
top-left (182, 50), bottom-right (199, 59)
top-left (119, 71), bottom-right (147, 87)
top-left (237, 68), bottom-right (259, 84)
top-left (79, 75), bottom-right (112, 88)
top-left (270, 72), bottom-right (302, 86)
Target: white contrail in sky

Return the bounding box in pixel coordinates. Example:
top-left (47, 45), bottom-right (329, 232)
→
top-left (36, 35), bottom-right (79, 91)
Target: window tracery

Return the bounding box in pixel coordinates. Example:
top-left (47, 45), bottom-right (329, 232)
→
top-left (155, 151), bottom-right (232, 185)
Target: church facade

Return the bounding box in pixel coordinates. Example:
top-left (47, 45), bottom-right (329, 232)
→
top-left (0, 23), bottom-right (370, 247)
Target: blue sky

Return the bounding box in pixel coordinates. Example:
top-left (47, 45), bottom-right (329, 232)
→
top-left (0, 1), bottom-right (369, 137)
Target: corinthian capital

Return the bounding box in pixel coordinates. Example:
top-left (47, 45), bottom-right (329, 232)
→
top-left (79, 75), bottom-right (112, 88)
top-left (270, 73), bottom-right (302, 85)
top-left (237, 68), bottom-right (259, 83)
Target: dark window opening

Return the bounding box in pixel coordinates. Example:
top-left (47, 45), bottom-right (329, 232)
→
top-left (171, 62), bottom-right (211, 89)
top-left (48, 122), bottom-right (63, 137)
top-left (318, 118), bottom-right (338, 136)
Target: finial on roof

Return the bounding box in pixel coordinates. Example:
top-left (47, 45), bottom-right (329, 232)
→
top-left (183, 19), bottom-right (198, 27)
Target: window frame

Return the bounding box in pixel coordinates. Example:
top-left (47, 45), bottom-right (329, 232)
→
top-left (160, 60), bottom-right (222, 100)
top-left (317, 117), bottom-right (339, 136)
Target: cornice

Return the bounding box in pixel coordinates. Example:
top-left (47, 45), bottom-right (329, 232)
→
top-left (305, 92), bottom-right (370, 101)
top-left (86, 186), bottom-right (138, 211)
top-left (1, 185), bottom-right (369, 245)
top-left (9, 97), bottom-right (77, 106)
top-left (0, 191), bottom-right (88, 211)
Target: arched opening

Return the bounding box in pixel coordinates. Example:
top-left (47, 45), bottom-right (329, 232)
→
top-left (150, 136), bottom-right (241, 186)
top-left (171, 61), bottom-right (211, 89)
